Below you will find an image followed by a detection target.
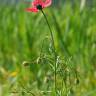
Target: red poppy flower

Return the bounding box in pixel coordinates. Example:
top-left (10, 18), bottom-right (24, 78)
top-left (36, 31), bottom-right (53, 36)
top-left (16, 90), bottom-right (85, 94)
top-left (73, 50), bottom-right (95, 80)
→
top-left (26, 0), bottom-right (52, 12)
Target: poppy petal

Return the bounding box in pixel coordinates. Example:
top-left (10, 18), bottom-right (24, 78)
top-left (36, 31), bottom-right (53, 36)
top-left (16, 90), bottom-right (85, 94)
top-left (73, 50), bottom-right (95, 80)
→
top-left (44, 0), bottom-right (52, 7)
top-left (26, 7), bottom-right (38, 12)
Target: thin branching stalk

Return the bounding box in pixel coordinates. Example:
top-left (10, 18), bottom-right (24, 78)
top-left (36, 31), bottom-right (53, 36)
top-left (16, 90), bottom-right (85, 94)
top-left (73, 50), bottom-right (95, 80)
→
top-left (41, 9), bottom-right (57, 94)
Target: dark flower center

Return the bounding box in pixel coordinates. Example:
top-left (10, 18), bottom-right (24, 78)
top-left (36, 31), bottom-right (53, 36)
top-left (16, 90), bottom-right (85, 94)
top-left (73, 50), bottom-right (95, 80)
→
top-left (36, 4), bottom-right (42, 10)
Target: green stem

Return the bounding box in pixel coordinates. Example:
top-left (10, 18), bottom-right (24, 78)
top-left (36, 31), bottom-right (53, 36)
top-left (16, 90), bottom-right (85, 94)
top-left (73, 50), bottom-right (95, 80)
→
top-left (41, 9), bottom-right (57, 94)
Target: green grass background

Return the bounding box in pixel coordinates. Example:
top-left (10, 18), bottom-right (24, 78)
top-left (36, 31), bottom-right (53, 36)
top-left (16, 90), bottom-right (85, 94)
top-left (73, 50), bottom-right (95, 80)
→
top-left (0, 2), bottom-right (96, 96)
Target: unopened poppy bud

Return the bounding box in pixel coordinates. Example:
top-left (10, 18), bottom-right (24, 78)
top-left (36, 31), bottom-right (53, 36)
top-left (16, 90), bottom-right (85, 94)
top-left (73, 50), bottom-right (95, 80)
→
top-left (22, 61), bottom-right (30, 66)
top-left (76, 78), bottom-right (79, 84)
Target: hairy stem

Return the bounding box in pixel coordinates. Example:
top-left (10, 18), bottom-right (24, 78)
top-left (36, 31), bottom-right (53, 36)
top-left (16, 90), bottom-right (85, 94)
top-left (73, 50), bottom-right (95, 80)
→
top-left (41, 9), bottom-right (57, 94)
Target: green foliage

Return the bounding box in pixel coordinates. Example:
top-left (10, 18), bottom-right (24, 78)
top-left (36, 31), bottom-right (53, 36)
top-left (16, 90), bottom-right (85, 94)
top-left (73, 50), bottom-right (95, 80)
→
top-left (0, 3), bottom-right (96, 96)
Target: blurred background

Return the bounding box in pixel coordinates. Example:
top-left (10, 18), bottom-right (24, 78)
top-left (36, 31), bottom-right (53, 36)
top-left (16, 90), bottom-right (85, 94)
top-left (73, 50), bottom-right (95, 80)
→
top-left (0, 0), bottom-right (96, 96)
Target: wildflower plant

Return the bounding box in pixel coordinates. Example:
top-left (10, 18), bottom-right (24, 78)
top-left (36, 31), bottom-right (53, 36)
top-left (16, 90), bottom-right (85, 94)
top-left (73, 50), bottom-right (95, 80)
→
top-left (24, 0), bottom-right (79, 95)
top-left (25, 0), bottom-right (57, 94)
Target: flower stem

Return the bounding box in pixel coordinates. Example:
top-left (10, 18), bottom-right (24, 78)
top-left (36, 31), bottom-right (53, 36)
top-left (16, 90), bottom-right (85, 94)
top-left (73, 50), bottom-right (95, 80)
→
top-left (41, 9), bottom-right (57, 94)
